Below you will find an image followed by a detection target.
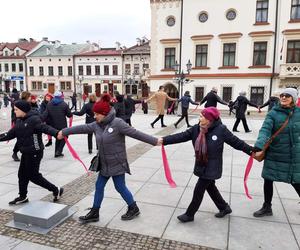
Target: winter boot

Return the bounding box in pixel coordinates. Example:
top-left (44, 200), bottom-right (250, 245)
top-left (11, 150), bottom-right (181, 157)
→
top-left (79, 208), bottom-right (99, 223)
top-left (53, 187), bottom-right (64, 202)
top-left (121, 202), bottom-right (140, 220)
top-left (215, 205), bottom-right (232, 218)
top-left (9, 196), bottom-right (28, 205)
top-left (253, 203), bottom-right (273, 217)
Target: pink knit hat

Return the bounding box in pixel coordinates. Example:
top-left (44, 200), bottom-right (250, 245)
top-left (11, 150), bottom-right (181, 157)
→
top-left (201, 107), bottom-right (220, 121)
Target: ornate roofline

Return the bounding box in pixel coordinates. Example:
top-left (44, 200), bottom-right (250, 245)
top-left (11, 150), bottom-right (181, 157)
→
top-left (150, 0), bottom-right (181, 3)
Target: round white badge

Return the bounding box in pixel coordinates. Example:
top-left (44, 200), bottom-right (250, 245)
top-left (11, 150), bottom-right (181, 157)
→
top-left (108, 128), bottom-right (113, 133)
top-left (212, 135), bottom-right (218, 141)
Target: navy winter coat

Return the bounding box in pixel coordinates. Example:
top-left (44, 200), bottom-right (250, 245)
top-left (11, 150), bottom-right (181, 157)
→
top-left (178, 94), bottom-right (198, 109)
top-left (163, 119), bottom-right (252, 180)
top-left (73, 101), bottom-right (95, 124)
top-left (200, 91), bottom-right (227, 108)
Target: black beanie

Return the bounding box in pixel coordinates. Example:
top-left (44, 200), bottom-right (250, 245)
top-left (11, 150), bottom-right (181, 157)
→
top-left (15, 100), bottom-right (31, 113)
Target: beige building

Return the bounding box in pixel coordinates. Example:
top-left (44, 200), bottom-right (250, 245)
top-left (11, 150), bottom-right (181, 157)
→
top-left (26, 41), bottom-right (93, 95)
top-left (74, 46), bottom-right (123, 97)
top-left (149, 0), bottom-right (300, 109)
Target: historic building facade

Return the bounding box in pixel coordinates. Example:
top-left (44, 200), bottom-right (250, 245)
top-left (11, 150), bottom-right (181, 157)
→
top-left (75, 47), bottom-right (123, 97)
top-left (26, 41), bottom-right (93, 95)
top-left (0, 39), bottom-right (44, 92)
top-left (122, 38), bottom-right (151, 97)
top-left (149, 0), bottom-right (300, 108)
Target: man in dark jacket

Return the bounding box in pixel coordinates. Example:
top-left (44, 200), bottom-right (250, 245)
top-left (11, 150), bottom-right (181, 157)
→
top-left (70, 93), bottom-right (77, 111)
top-left (232, 91), bottom-right (258, 132)
top-left (174, 91), bottom-right (199, 128)
top-left (0, 100), bottom-right (63, 205)
top-left (200, 87), bottom-right (228, 108)
top-left (113, 94), bottom-right (126, 121)
top-left (42, 91), bottom-right (72, 157)
top-left (160, 107), bottom-right (255, 223)
top-left (124, 95), bottom-right (141, 126)
top-left (72, 94), bottom-right (96, 153)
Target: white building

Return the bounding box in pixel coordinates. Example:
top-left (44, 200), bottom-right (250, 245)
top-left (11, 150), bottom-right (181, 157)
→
top-left (0, 39), bottom-right (44, 93)
top-left (26, 41), bottom-right (93, 95)
top-left (74, 46), bottom-right (123, 97)
top-left (122, 38), bottom-right (151, 97)
top-left (149, 0), bottom-right (300, 108)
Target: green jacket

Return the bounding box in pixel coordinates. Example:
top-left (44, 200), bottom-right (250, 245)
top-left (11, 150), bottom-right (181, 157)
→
top-left (255, 105), bottom-right (300, 184)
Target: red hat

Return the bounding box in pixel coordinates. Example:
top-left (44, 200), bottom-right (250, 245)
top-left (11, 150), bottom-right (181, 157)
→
top-left (45, 93), bottom-right (53, 100)
top-left (93, 94), bottom-right (111, 115)
top-left (31, 95), bottom-right (37, 101)
top-left (201, 107), bottom-right (220, 121)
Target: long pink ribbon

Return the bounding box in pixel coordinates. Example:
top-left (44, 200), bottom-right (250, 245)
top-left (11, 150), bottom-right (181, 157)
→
top-left (167, 101), bottom-right (176, 114)
top-left (64, 136), bottom-right (90, 175)
top-left (244, 154), bottom-right (254, 199)
top-left (161, 145), bottom-right (177, 188)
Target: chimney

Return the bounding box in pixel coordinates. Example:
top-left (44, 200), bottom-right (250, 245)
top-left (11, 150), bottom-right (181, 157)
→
top-left (29, 38), bottom-right (35, 42)
top-left (115, 41), bottom-right (121, 50)
top-left (18, 38), bottom-right (28, 43)
top-left (42, 37), bottom-right (48, 41)
top-left (54, 40), bottom-right (61, 49)
top-left (136, 38), bottom-right (141, 46)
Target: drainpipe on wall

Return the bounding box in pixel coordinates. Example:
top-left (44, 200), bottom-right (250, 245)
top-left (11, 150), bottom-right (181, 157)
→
top-left (269, 0), bottom-right (279, 97)
top-left (178, 0), bottom-right (184, 97)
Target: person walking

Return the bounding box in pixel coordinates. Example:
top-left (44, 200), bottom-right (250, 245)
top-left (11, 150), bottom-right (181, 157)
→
top-left (3, 94), bottom-right (9, 107)
top-left (174, 91), bottom-right (199, 128)
top-left (124, 94), bottom-right (142, 126)
top-left (70, 93), bottom-right (77, 111)
top-left (259, 92), bottom-right (280, 112)
top-left (113, 94), bottom-right (127, 121)
top-left (200, 87), bottom-right (228, 108)
top-left (40, 93), bottom-right (54, 147)
top-left (159, 107), bottom-right (255, 222)
top-left (253, 88), bottom-right (300, 217)
top-left (232, 91), bottom-right (258, 133)
top-left (146, 86), bottom-right (177, 128)
top-left (57, 94), bottom-right (159, 223)
top-left (42, 91), bottom-right (72, 157)
top-left (72, 94), bottom-right (97, 154)
top-left (0, 100), bottom-right (63, 205)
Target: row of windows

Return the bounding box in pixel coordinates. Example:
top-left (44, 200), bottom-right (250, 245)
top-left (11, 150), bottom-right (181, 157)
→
top-left (124, 63), bottom-right (149, 75)
top-left (0, 63), bottom-right (24, 73)
top-left (194, 86), bottom-right (265, 105)
top-left (2, 50), bottom-right (20, 57)
top-left (78, 65), bottom-right (119, 76)
top-left (31, 81), bottom-right (72, 91)
top-left (166, 0), bottom-right (300, 27)
top-left (29, 66), bottom-right (73, 76)
top-left (164, 40), bottom-right (300, 69)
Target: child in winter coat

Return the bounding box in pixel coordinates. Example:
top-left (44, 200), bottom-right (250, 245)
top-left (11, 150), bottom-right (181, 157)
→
top-left (160, 107), bottom-right (255, 222)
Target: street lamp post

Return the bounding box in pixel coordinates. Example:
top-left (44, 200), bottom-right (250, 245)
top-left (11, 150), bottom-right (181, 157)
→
top-left (173, 59), bottom-right (192, 98)
top-left (77, 75), bottom-right (84, 96)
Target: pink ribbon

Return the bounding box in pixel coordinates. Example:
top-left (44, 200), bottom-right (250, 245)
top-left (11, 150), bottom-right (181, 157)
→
top-left (244, 154), bottom-right (254, 199)
top-left (69, 116), bottom-right (73, 128)
top-left (64, 136), bottom-right (90, 175)
top-left (167, 101), bottom-right (176, 114)
top-left (161, 145), bottom-right (177, 188)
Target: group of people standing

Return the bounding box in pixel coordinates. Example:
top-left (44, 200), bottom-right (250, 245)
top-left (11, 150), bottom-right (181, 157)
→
top-left (0, 86), bottom-right (299, 228)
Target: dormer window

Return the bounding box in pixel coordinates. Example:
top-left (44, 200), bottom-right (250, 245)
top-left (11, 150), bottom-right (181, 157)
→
top-left (4, 51), bottom-right (8, 56)
top-left (15, 50), bottom-right (20, 56)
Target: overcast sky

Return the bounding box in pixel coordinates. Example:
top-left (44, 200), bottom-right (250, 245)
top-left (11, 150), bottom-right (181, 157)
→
top-left (2, 0), bottom-right (151, 47)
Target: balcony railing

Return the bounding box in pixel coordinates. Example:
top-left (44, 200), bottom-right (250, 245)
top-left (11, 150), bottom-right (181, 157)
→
top-left (280, 63), bottom-right (300, 78)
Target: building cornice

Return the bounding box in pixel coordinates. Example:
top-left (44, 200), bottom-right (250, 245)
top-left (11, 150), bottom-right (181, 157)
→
top-left (149, 73), bottom-right (276, 79)
top-left (160, 39), bottom-right (181, 44)
top-left (218, 33), bottom-right (243, 39)
top-left (248, 31), bottom-right (274, 37)
top-left (191, 35), bottom-right (214, 41)
top-left (282, 29), bottom-right (300, 35)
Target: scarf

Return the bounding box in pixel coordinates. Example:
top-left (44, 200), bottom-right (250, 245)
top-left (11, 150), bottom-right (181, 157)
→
top-left (195, 124), bottom-right (210, 165)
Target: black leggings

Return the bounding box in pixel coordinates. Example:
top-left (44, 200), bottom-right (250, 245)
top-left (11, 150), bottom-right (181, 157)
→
top-left (151, 115), bottom-right (165, 126)
top-left (264, 179), bottom-right (300, 205)
top-left (175, 107), bottom-right (190, 127)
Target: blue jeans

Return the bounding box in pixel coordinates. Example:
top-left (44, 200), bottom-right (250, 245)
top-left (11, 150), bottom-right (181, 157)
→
top-left (93, 174), bottom-right (134, 209)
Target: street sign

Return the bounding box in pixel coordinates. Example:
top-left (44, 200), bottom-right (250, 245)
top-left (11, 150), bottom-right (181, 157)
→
top-left (10, 76), bottom-right (24, 81)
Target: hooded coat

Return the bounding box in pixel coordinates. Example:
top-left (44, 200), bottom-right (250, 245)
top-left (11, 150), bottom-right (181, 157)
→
top-left (232, 95), bottom-right (258, 119)
top-left (255, 105), bottom-right (300, 183)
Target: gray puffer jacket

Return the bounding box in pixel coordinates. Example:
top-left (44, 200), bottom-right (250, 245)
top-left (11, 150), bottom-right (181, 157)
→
top-left (62, 108), bottom-right (157, 177)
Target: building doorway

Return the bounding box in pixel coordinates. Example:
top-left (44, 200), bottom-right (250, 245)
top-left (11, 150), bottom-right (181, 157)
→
top-left (48, 83), bottom-right (55, 94)
top-left (164, 83), bottom-right (178, 109)
top-left (95, 84), bottom-right (101, 97)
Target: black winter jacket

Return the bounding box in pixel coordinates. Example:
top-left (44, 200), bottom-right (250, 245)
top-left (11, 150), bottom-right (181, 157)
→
top-left (260, 96), bottom-right (279, 111)
top-left (178, 94), bottom-right (198, 109)
top-left (42, 99), bottom-right (72, 129)
top-left (73, 101), bottom-right (95, 124)
top-left (200, 91), bottom-right (227, 108)
top-left (113, 95), bottom-right (126, 121)
top-left (232, 96), bottom-right (258, 119)
top-left (0, 110), bottom-right (58, 154)
top-left (163, 119), bottom-right (252, 179)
